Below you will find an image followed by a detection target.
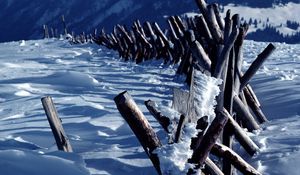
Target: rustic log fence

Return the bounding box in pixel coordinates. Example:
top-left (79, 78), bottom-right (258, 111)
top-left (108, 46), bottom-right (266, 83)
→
top-left (91, 0), bottom-right (276, 174)
top-left (38, 0), bottom-right (276, 174)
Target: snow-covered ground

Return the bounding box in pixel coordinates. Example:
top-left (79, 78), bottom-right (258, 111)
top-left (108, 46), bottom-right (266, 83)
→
top-left (0, 39), bottom-right (299, 175)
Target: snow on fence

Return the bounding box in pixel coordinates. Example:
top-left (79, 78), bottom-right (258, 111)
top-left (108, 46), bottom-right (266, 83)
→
top-left (91, 0), bottom-right (276, 174)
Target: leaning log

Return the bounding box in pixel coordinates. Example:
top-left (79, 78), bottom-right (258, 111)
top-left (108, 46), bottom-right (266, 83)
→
top-left (145, 100), bottom-right (171, 133)
top-left (233, 95), bottom-right (260, 131)
top-left (223, 108), bottom-right (259, 156)
top-left (244, 87), bottom-right (268, 123)
top-left (41, 96), bottom-right (73, 152)
top-left (114, 91), bottom-right (162, 175)
top-left (189, 109), bottom-right (228, 166)
top-left (204, 158), bottom-right (225, 175)
top-left (240, 43), bottom-right (276, 90)
top-left (211, 143), bottom-right (262, 175)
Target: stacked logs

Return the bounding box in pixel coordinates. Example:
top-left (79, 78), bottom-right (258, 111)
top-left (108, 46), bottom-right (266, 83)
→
top-left (111, 0), bottom-right (276, 174)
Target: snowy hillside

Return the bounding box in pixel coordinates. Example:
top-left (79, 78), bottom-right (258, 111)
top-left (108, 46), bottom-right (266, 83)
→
top-left (1, 0), bottom-right (300, 43)
top-left (0, 39), bottom-right (299, 175)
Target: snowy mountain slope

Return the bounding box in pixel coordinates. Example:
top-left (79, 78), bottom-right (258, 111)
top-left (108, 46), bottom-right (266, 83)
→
top-left (0, 39), bottom-right (299, 174)
top-left (1, 0), bottom-right (300, 43)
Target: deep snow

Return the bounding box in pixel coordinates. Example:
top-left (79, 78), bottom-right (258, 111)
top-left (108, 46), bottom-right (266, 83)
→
top-left (0, 39), bottom-right (299, 175)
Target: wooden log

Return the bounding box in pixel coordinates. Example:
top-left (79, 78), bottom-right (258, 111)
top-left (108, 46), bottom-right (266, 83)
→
top-left (212, 3), bottom-right (225, 30)
top-left (189, 31), bottom-right (212, 73)
top-left (206, 4), bottom-right (223, 43)
top-left (174, 15), bottom-right (187, 32)
top-left (244, 87), bottom-right (268, 123)
top-left (43, 25), bottom-right (50, 39)
top-left (211, 143), bottom-right (262, 175)
top-left (240, 43), bottom-right (276, 90)
top-left (194, 15), bottom-right (214, 44)
top-left (135, 19), bottom-right (146, 37)
top-left (152, 22), bottom-right (173, 49)
top-left (195, 0), bottom-right (209, 23)
top-left (233, 95), bottom-right (260, 131)
top-left (174, 114), bottom-right (187, 143)
top-left (213, 27), bottom-right (238, 79)
top-left (189, 109), bottom-right (228, 165)
top-left (143, 22), bottom-right (158, 58)
top-left (222, 30), bottom-right (235, 175)
top-left (61, 15), bottom-right (68, 35)
top-left (41, 97), bottom-right (73, 152)
top-left (190, 116), bottom-right (209, 150)
top-left (232, 14), bottom-right (240, 28)
top-left (223, 10), bottom-right (232, 43)
top-left (169, 16), bottom-right (184, 38)
top-left (234, 26), bottom-right (248, 93)
top-left (145, 100), bottom-right (171, 133)
top-left (114, 91), bottom-right (162, 175)
top-left (204, 158), bottom-right (225, 175)
top-left (167, 18), bottom-right (179, 40)
top-left (246, 85), bottom-right (260, 107)
top-left (223, 108), bottom-right (259, 156)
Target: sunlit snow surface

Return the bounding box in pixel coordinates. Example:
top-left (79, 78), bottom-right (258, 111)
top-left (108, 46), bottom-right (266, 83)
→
top-left (0, 39), bottom-right (299, 175)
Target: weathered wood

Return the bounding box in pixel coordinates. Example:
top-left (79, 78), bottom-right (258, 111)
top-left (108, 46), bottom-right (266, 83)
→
top-left (234, 26), bottom-right (248, 93)
top-left (195, 0), bottom-right (209, 24)
top-left (223, 108), bottom-right (259, 156)
top-left (244, 87), bottom-right (268, 123)
top-left (152, 22), bottom-right (172, 49)
top-left (213, 27), bottom-right (238, 79)
top-left (169, 16), bottom-right (184, 38)
top-left (190, 37), bottom-right (212, 73)
top-left (223, 10), bottom-right (232, 43)
top-left (233, 95), bottom-right (260, 131)
top-left (194, 15), bottom-right (214, 44)
top-left (212, 3), bottom-right (225, 30)
top-left (240, 43), bottom-right (276, 90)
top-left (61, 15), bottom-right (68, 35)
top-left (145, 100), bottom-right (171, 133)
top-left (204, 158), bottom-right (225, 175)
top-left (189, 109), bottom-right (228, 165)
top-left (41, 96), bottom-right (73, 152)
top-left (43, 25), bottom-right (50, 39)
top-left (174, 15), bottom-right (187, 32)
top-left (114, 91), bottom-right (162, 175)
top-left (174, 114), bottom-right (187, 143)
top-left (222, 36), bottom-right (235, 175)
top-left (211, 143), bottom-right (262, 175)
top-left (207, 4), bottom-right (223, 43)
top-left (246, 84), bottom-right (261, 107)
top-left (190, 116), bottom-right (209, 150)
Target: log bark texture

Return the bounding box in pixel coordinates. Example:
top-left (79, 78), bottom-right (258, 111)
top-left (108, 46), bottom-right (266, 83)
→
top-left (114, 91), bottom-right (162, 175)
top-left (41, 96), bottom-right (73, 152)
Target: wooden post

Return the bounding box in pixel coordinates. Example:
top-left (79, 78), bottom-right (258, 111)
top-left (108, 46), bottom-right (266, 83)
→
top-left (145, 100), bottom-right (171, 133)
top-left (189, 109), bottom-right (228, 166)
top-left (240, 43), bottom-right (276, 90)
top-left (114, 91), bottom-right (162, 175)
top-left (211, 143), bottom-right (262, 175)
top-left (41, 96), bottom-right (73, 152)
top-left (223, 108), bottom-right (259, 156)
top-left (61, 15), bottom-right (68, 35)
top-left (43, 25), bottom-right (49, 39)
top-left (233, 95), bottom-right (260, 131)
top-left (212, 3), bottom-right (225, 30)
top-left (244, 87), bottom-right (268, 123)
top-left (174, 114), bottom-right (187, 143)
top-left (205, 158), bottom-right (225, 175)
